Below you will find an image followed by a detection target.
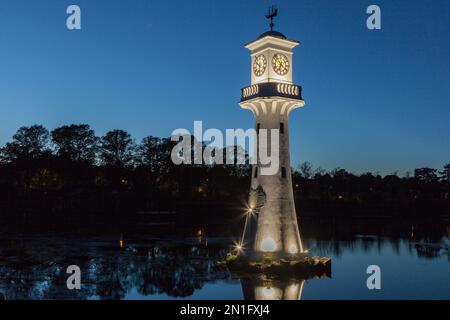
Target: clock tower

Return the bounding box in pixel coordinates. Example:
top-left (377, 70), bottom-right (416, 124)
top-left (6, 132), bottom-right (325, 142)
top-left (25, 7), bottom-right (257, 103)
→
top-left (239, 10), bottom-right (305, 259)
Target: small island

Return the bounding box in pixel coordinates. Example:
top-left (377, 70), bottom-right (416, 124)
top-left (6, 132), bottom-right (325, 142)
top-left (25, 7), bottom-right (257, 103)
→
top-left (225, 252), bottom-right (331, 280)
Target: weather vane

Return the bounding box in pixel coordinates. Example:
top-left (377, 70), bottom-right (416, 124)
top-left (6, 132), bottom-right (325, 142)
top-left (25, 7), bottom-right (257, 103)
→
top-left (265, 5), bottom-right (278, 31)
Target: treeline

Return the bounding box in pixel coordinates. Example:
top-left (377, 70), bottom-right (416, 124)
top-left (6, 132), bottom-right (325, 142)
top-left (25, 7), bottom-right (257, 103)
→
top-left (0, 124), bottom-right (449, 225)
top-left (292, 162), bottom-right (450, 217)
top-left (0, 124), bottom-right (249, 223)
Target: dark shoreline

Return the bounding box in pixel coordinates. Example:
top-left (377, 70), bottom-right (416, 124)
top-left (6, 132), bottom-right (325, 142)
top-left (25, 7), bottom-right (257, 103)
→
top-left (1, 211), bottom-right (448, 241)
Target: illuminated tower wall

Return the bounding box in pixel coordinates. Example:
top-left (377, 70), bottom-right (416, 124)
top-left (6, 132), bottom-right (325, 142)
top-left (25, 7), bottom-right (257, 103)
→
top-left (239, 30), bottom-right (305, 258)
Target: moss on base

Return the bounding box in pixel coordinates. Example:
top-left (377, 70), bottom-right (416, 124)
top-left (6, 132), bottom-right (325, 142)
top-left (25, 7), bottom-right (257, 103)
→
top-left (225, 253), bottom-right (331, 280)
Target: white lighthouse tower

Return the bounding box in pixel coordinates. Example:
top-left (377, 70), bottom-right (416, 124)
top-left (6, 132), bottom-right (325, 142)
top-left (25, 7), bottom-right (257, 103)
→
top-left (240, 8), bottom-right (305, 259)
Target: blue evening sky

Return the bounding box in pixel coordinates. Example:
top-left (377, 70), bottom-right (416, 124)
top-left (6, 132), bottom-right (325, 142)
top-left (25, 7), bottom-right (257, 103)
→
top-left (0, 0), bottom-right (449, 174)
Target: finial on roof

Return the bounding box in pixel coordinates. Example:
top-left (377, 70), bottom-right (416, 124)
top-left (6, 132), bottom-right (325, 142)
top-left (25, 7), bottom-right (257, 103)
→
top-left (265, 6), bottom-right (278, 31)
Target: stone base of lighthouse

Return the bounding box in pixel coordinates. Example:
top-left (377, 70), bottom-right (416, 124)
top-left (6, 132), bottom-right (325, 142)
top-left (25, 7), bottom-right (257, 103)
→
top-left (240, 98), bottom-right (304, 259)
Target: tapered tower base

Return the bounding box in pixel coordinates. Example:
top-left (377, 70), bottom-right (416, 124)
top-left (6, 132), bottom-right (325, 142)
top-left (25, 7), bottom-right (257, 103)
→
top-left (239, 97), bottom-right (304, 259)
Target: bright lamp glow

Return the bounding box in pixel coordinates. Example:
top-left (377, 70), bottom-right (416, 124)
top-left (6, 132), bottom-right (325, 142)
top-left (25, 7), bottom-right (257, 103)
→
top-left (288, 283), bottom-right (299, 293)
top-left (233, 241), bottom-right (244, 252)
top-left (289, 244), bottom-right (298, 254)
top-left (260, 237), bottom-right (277, 252)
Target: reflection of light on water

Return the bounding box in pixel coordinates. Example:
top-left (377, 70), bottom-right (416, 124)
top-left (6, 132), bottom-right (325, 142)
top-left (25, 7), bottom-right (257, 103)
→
top-left (284, 282), bottom-right (302, 300)
top-left (196, 229), bottom-right (208, 246)
top-left (119, 234), bottom-right (125, 248)
top-left (254, 281), bottom-right (305, 300)
top-left (261, 237), bottom-right (276, 252)
top-left (262, 287), bottom-right (274, 298)
top-left (255, 286), bottom-right (282, 300)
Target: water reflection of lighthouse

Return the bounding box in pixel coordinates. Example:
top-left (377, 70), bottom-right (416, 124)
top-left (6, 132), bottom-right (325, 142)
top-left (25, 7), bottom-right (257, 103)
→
top-left (240, 277), bottom-right (305, 300)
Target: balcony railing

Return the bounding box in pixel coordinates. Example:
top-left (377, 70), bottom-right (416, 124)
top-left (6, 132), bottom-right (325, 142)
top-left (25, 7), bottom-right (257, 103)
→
top-left (241, 82), bottom-right (302, 102)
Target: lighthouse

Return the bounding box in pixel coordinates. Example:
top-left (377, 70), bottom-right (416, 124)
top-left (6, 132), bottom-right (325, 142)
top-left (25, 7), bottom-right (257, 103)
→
top-left (239, 9), bottom-right (305, 259)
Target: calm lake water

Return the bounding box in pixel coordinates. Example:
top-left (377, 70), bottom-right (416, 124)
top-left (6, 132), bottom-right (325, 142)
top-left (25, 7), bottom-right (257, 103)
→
top-left (0, 219), bottom-right (449, 300)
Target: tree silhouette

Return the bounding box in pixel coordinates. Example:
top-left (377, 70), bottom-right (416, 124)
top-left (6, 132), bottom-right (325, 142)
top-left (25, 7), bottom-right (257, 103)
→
top-left (440, 164), bottom-right (450, 182)
top-left (0, 125), bottom-right (49, 162)
top-left (298, 161), bottom-right (313, 179)
top-left (51, 124), bottom-right (98, 163)
top-left (99, 130), bottom-right (135, 167)
top-left (137, 136), bottom-right (166, 174)
top-left (414, 168), bottom-right (439, 183)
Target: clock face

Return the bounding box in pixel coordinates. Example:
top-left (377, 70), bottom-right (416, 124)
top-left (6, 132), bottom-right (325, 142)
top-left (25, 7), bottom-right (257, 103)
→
top-left (253, 54), bottom-right (267, 77)
top-left (272, 53), bottom-right (290, 75)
